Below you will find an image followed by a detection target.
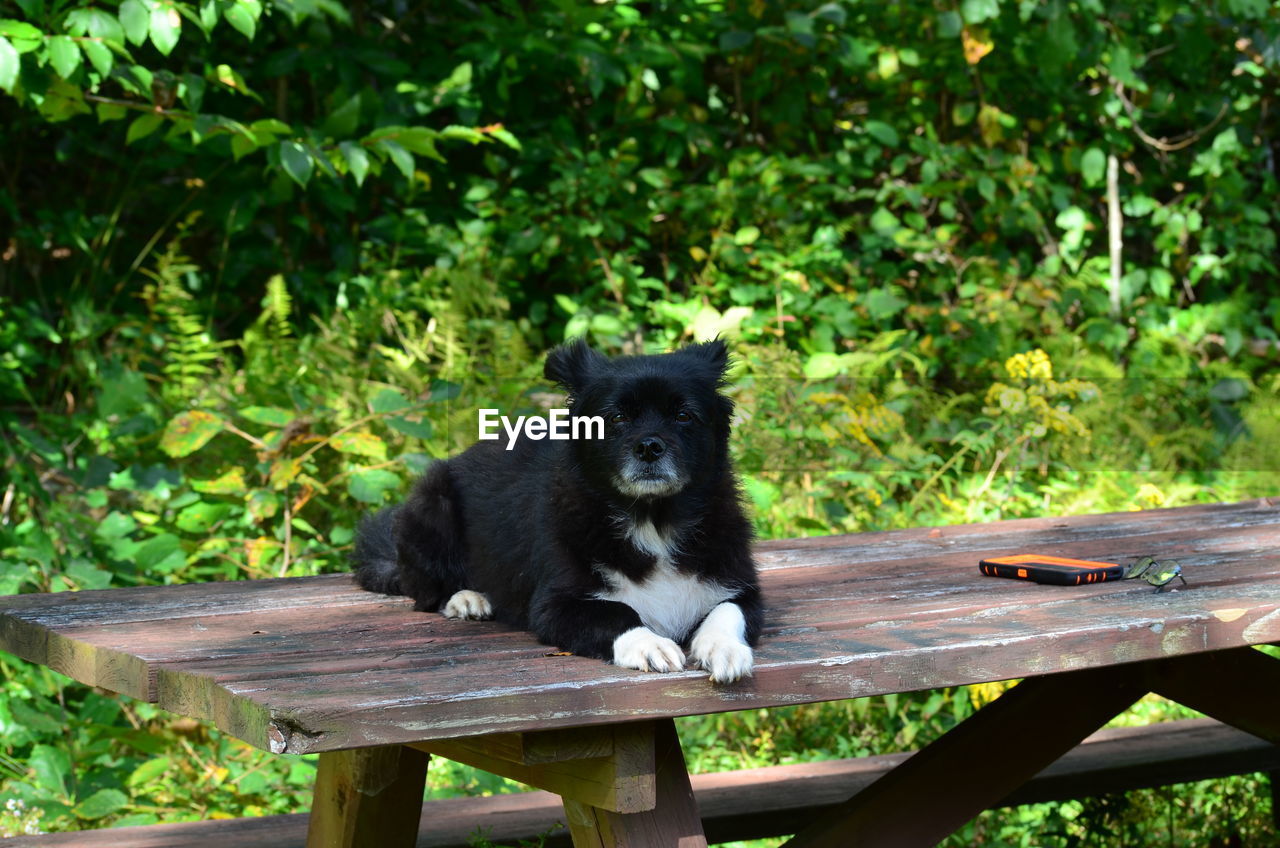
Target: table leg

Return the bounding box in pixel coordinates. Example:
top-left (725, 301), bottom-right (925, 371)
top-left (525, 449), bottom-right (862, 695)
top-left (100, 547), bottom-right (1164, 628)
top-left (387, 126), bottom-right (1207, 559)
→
top-left (785, 663), bottom-right (1148, 848)
top-left (563, 718), bottom-right (707, 848)
top-left (1148, 647), bottom-right (1280, 743)
top-left (305, 744), bottom-right (430, 848)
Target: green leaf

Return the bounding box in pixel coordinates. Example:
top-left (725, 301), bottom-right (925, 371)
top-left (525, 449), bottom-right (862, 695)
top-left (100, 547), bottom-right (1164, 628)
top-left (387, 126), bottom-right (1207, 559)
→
top-left (435, 60), bottom-right (471, 92)
top-left (48, 35), bottom-right (81, 78)
top-left (441, 125), bottom-right (487, 144)
top-left (67, 8), bottom-right (125, 42)
top-left (81, 39), bottom-right (113, 76)
top-left (347, 468), bottom-right (401, 503)
top-left (12, 700), bottom-right (65, 735)
top-left (136, 533), bottom-right (186, 573)
top-left (181, 70), bottom-right (205, 110)
top-left (1081, 147), bottom-right (1106, 186)
top-left (149, 4), bottom-right (182, 55)
top-left (118, 0), bottom-right (150, 45)
top-left (191, 467), bottom-right (247, 494)
top-left (160, 410), bottom-right (224, 457)
top-left (246, 489), bottom-right (280, 520)
top-left (0, 36), bottom-right (17, 93)
top-left (370, 388), bottom-right (410, 414)
top-left (340, 141), bottom-right (370, 186)
top-left (96, 511), bottom-right (138, 541)
top-left (175, 501), bottom-right (233, 533)
top-left (864, 287), bottom-right (909, 320)
top-left (279, 141), bottom-right (314, 187)
top-left (553, 293), bottom-right (579, 316)
top-left (960, 0), bottom-right (1000, 24)
top-left (0, 19), bottom-right (43, 52)
top-left (394, 127), bottom-right (444, 161)
top-left (239, 405), bottom-right (294, 426)
top-left (126, 112), bottom-right (164, 144)
top-left (870, 207), bottom-right (900, 234)
top-left (29, 744), bottom-right (70, 798)
top-left (976, 174), bottom-right (996, 202)
top-left (804, 353), bottom-right (845, 380)
top-left (199, 0), bottom-right (218, 30)
top-left (126, 757), bottom-right (171, 788)
top-left (214, 62), bottom-right (261, 101)
top-left (733, 226), bottom-right (760, 246)
top-left (123, 63), bottom-right (152, 97)
top-left (376, 139), bottom-right (414, 179)
top-left (306, 140), bottom-right (337, 178)
top-left (387, 416), bottom-right (432, 440)
top-left (65, 558), bottom-right (112, 590)
top-left (223, 0), bottom-right (255, 39)
top-left (249, 117), bottom-right (290, 135)
top-left (73, 788), bottom-right (129, 820)
top-left (488, 126), bottom-right (521, 151)
top-left (330, 430), bottom-right (387, 460)
top-left (323, 92), bottom-right (361, 137)
top-left (865, 120), bottom-right (898, 147)
top-left (230, 133), bottom-right (258, 160)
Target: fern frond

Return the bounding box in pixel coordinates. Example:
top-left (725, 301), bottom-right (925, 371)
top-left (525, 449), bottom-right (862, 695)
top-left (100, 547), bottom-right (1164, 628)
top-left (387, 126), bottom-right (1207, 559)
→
top-left (262, 274), bottom-right (294, 341)
top-left (239, 274), bottom-right (299, 391)
top-left (141, 236), bottom-right (220, 405)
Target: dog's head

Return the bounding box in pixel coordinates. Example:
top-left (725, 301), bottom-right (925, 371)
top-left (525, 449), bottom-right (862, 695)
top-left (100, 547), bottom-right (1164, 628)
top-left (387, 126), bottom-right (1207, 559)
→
top-left (545, 339), bottom-right (734, 500)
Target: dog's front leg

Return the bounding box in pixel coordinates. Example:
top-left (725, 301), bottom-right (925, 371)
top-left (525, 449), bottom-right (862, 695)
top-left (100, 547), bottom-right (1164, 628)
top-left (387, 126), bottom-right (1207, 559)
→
top-left (689, 587), bottom-right (762, 684)
top-left (530, 593), bottom-right (686, 673)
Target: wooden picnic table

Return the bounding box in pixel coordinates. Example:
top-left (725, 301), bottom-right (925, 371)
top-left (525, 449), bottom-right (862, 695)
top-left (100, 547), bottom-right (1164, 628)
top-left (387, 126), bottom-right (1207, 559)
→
top-left (3, 498), bottom-right (1280, 846)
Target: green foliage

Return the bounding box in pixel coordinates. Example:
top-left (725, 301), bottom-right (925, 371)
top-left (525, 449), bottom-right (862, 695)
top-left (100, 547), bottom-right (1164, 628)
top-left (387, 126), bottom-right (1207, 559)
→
top-left (0, 655), bottom-right (318, 834)
top-left (0, 0), bottom-right (515, 191)
top-left (2, 0), bottom-right (1280, 843)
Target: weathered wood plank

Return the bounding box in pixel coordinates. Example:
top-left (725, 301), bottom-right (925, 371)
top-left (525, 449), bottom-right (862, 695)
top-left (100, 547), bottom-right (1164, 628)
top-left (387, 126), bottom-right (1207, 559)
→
top-left (163, 579), bottom-right (1280, 752)
top-left (1147, 647), bottom-right (1280, 744)
top-left (412, 725), bottom-right (614, 766)
top-left (305, 744), bottom-right (429, 848)
top-left (411, 723), bottom-right (655, 814)
top-left (562, 719), bottom-right (705, 848)
top-left (751, 497), bottom-right (1280, 560)
top-left (0, 574), bottom-right (371, 626)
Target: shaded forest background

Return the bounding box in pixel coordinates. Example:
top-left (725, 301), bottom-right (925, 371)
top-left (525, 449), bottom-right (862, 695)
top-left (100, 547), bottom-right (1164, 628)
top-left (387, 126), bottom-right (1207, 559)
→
top-left (1, 0), bottom-right (1278, 843)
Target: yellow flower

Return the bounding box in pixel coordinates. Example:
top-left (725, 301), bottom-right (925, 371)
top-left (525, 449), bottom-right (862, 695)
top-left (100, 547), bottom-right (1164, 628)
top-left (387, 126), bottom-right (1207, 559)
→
top-left (1003, 349), bottom-right (1054, 382)
top-left (1135, 483), bottom-right (1166, 509)
top-left (1027, 349), bottom-right (1053, 381)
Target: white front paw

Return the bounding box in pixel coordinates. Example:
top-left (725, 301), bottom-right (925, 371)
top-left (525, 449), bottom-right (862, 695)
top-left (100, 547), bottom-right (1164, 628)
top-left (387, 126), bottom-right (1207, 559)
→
top-left (612, 627), bottom-right (686, 673)
top-left (442, 590), bottom-right (493, 620)
top-left (689, 602), bottom-right (754, 684)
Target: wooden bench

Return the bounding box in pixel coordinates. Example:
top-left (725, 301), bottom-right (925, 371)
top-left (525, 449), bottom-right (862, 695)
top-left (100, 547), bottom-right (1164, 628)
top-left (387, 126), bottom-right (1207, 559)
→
top-left (3, 498), bottom-right (1280, 847)
top-left (6, 717), bottom-right (1278, 847)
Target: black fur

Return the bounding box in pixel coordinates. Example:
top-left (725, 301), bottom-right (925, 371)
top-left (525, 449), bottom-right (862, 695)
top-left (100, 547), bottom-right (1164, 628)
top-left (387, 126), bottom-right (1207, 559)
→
top-left (351, 339), bottom-right (763, 677)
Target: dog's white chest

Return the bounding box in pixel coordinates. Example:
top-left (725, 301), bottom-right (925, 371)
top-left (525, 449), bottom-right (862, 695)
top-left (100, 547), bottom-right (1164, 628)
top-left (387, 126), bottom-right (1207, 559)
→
top-left (594, 520), bottom-right (733, 641)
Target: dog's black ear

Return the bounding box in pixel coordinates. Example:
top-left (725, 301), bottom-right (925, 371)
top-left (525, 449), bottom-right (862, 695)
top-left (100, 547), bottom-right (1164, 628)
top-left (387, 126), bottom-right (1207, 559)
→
top-left (680, 337), bottom-right (731, 379)
top-left (544, 338), bottom-right (607, 393)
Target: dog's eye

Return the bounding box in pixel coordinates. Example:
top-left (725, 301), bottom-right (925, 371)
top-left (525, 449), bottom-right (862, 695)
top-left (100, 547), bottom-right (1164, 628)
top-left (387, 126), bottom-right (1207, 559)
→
top-left (609, 412), bottom-right (629, 425)
top-left (674, 410), bottom-right (693, 423)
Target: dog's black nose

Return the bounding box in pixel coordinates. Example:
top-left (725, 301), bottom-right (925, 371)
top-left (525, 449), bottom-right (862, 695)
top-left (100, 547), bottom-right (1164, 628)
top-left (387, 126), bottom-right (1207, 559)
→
top-left (634, 437), bottom-right (665, 463)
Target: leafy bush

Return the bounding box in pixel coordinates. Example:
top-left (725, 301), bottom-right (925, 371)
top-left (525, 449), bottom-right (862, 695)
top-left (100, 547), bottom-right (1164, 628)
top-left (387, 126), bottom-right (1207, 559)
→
top-left (2, 0), bottom-right (1279, 842)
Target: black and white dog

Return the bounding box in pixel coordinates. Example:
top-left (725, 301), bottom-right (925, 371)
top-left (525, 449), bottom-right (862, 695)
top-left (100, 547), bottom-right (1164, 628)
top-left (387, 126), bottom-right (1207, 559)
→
top-left (351, 339), bottom-right (763, 683)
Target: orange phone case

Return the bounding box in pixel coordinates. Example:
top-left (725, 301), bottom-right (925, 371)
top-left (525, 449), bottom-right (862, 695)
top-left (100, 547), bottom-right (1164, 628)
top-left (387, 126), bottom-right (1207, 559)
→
top-left (978, 554), bottom-right (1125, 586)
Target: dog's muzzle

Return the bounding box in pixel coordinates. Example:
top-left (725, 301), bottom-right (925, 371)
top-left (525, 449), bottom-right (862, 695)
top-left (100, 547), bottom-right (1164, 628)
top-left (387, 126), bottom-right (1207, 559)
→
top-left (614, 438), bottom-right (687, 497)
